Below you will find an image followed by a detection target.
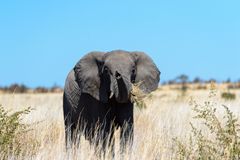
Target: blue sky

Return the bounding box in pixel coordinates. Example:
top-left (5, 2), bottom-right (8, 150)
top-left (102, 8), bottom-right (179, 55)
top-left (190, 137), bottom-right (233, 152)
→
top-left (0, 1), bottom-right (239, 87)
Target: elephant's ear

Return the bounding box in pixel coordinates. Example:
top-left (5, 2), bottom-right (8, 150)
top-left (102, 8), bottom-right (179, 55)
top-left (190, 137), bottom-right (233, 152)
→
top-left (131, 52), bottom-right (160, 93)
top-left (74, 52), bottom-right (105, 101)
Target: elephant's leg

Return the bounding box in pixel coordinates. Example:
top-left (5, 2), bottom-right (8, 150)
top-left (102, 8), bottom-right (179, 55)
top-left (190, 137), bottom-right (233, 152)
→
top-left (63, 91), bottom-right (82, 149)
top-left (63, 92), bottom-right (73, 149)
top-left (101, 122), bottom-right (116, 158)
top-left (120, 121), bottom-right (133, 152)
top-left (64, 119), bottom-right (73, 149)
top-left (116, 103), bottom-right (134, 153)
top-left (64, 112), bottom-right (78, 149)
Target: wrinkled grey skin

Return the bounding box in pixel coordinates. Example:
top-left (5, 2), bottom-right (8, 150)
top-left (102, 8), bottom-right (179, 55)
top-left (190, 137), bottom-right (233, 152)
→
top-left (63, 50), bottom-right (160, 152)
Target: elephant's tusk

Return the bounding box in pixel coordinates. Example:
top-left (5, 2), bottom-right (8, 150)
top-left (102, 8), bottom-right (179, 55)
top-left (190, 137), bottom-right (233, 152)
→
top-left (109, 92), bottom-right (114, 99)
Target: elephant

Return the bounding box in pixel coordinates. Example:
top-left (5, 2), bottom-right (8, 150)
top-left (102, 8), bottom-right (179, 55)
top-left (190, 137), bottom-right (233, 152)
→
top-left (63, 50), bottom-right (160, 153)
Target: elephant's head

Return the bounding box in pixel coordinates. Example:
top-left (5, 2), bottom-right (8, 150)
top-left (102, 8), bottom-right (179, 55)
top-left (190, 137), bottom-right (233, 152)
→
top-left (74, 50), bottom-right (160, 103)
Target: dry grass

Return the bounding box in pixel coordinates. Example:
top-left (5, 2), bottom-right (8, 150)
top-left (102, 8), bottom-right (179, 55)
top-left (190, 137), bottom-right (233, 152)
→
top-left (130, 83), bottom-right (149, 109)
top-left (0, 86), bottom-right (240, 159)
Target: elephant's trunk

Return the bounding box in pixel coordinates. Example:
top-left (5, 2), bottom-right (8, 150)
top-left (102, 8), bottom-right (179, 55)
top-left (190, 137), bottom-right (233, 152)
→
top-left (114, 71), bottom-right (131, 103)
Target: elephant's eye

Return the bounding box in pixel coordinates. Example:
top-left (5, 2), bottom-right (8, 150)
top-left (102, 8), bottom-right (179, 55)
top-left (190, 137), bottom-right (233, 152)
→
top-left (103, 66), bottom-right (110, 74)
top-left (104, 66), bottom-right (108, 71)
top-left (131, 67), bottom-right (136, 83)
top-left (131, 68), bottom-right (136, 75)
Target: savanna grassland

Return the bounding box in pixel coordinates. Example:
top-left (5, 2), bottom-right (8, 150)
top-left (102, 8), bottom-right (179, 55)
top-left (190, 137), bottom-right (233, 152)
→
top-left (1, 83), bottom-right (240, 159)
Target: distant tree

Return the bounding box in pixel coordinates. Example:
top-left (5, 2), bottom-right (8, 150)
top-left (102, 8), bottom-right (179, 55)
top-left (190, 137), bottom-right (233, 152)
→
top-left (176, 74), bottom-right (189, 84)
top-left (7, 84), bottom-right (28, 93)
top-left (206, 78), bottom-right (217, 83)
top-left (168, 80), bottom-right (176, 85)
top-left (176, 74), bottom-right (189, 96)
top-left (50, 84), bottom-right (63, 93)
top-left (35, 87), bottom-right (49, 93)
top-left (225, 78), bottom-right (231, 83)
top-left (18, 84), bottom-right (28, 93)
top-left (193, 77), bottom-right (203, 84)
top-left (8, 84), bottom-right (19, 92)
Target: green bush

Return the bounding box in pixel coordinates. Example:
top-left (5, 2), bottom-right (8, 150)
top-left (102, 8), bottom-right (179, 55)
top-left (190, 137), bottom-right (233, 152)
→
top-left (174, 91), bottom-right (240, 160)
top-left (221, 92), bottom-right (236, 101)
top-left (0, 105), bottom-right (31, 158)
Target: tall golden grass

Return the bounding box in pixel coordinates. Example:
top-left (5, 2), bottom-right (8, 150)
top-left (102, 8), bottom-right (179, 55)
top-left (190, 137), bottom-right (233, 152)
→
top-left (0, 85), bottom-right (240, 159)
